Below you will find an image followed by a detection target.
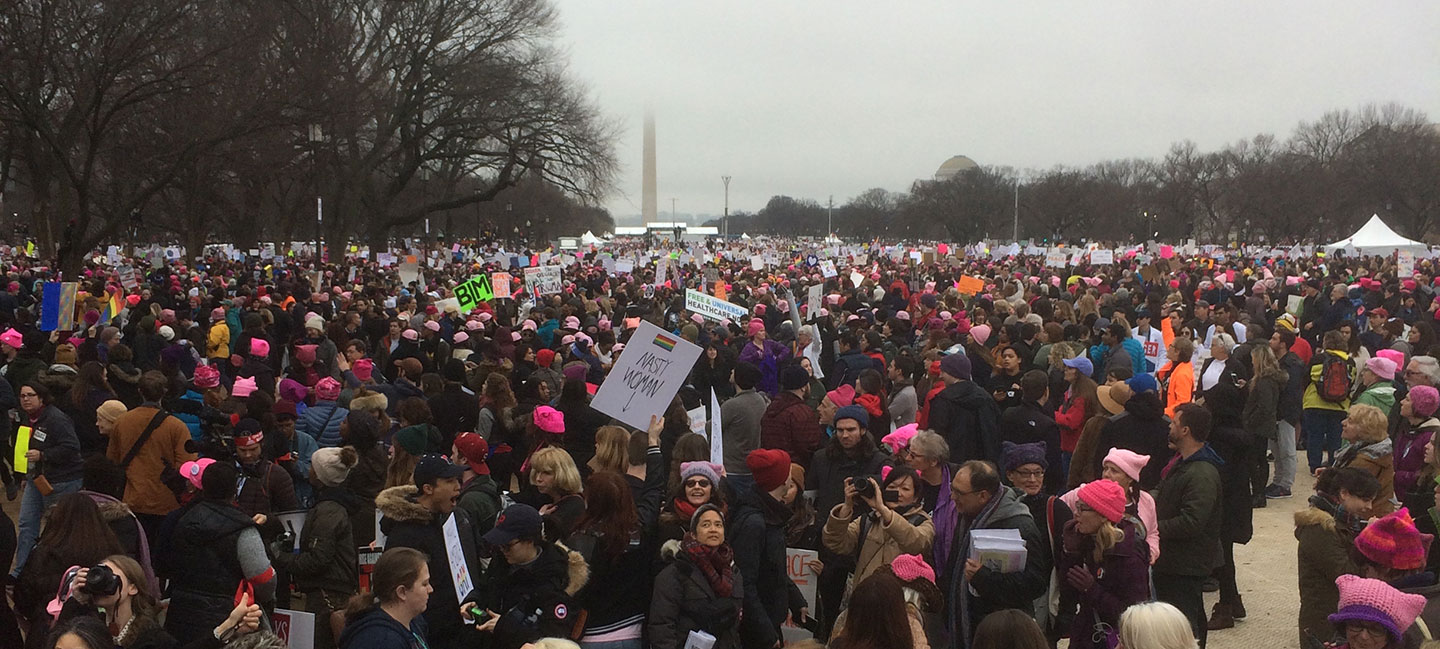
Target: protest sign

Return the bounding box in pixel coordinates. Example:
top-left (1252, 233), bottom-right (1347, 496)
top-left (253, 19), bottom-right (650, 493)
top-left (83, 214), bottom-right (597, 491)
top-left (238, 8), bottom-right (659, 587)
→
top-left (956, 275), bottom-right (984, 295)
top-left (39, 282), bottom-right (78, 331)
top-left (709, 389), bottom-right (723, 466)
top-left (751, 255), bottom-right (765, 271)
top-left (655, 256), bottom-right (668, 287)
top-left (1091, 249), bottom-right (1114, 265)
top-left (523, 265), bottom-right (563, 297)
top-left (820, 260), bottom-right (838, 278)
top-left (807, 284), bottom-right (822, 316)
top-left (615, 259), bottom-right (635, 273)
top-left (491, 272), bottom-right (512, 299)
top-left (271, 609), bottom-right (316, 649)
top-left (1160, 245), bottom-right (1175, 259)
top-left (1399, 251), bottom-right (1416, 277)
top-left (443, 514), bottom-right (475, 601)
top-left (591, 321), bottom-right (704, 431)
top-left (1287, 294), bottom-right (1303, 316)
top-left (454, 274), bottom-right (494, 312)
top-left (849, 271), bottom-right (864, 287)
top-left (13, 426), bottom-right (31, 473)
top-left (686, 289), bottom-right (748, 322)
top-left (1045, 249), bottom-right (1068, 268)
top-left (275, 510), bottom-right (307, 552)
top-left (781, 548), bottom-right (821, 642)
top-left (398, 261), bottom-right (420, 285)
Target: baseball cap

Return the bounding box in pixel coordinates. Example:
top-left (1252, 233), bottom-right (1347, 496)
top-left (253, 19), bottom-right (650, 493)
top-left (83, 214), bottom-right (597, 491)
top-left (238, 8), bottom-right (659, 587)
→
top-left (453, 432), bottom-right (490, 475)
top-left (482, 504), bottom-right (544, 547)
top-left (413, 453), bottom-right (464, 488)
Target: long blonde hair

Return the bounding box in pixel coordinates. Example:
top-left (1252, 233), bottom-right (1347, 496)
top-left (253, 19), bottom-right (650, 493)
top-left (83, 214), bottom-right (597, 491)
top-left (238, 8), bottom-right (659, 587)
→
top-left (589, 425), bottom-right (629, 474)
top-left (1092, 520), bottom-right (1124, 563)
top-left (1250, 344), bottom-right (1286, 382)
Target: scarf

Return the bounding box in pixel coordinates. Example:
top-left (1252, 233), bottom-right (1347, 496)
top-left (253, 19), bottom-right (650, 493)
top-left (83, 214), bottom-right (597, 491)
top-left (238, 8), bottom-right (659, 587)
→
top-left (682, 533), bottom-right (735, 598)
top-left (856, 393), bottom-right (885, 418)
top-left (672, 497), bottom-right (699, 522)
top-left (1310, 493), bottom-right (1365, 535)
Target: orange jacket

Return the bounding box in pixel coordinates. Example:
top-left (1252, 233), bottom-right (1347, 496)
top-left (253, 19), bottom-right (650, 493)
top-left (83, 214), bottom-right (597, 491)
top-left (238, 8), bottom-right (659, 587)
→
top-left (1157, 360), bottom-right (1194, 419)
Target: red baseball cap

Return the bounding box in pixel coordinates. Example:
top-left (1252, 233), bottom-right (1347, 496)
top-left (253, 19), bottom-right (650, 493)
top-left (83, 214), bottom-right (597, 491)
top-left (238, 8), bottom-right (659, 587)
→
top-left (453, 432), bottom-right (490, 475)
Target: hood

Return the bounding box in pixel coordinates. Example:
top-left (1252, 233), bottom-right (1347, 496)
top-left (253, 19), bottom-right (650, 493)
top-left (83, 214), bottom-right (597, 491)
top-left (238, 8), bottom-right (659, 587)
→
top-left (1182, 443), bottom-right (1226, 468)
top-left (317, 486), bottom-right (364, 513)
top-left (522, 541), bottom-right (590, 597)
top-left (96, 499), bottom-right (134, 523)
top-left (336, 607), bottom-right (413, 648)
top-left (1357, 436), bottom-right (1394, 460)
top-left (1294, 506), bottom-right (1337, 532)
top-left (1123, 390), bottom-right (1166, 421)
top-left (940, 380), bottom-right (994, 409)
top-left (983, 487), bottom-right (1034, 528)
top-left (375, 485), bottom-right (434, 524)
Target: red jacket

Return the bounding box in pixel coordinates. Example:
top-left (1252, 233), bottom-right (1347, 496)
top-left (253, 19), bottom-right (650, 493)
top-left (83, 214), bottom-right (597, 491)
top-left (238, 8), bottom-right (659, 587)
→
top-left (760, 391), bottom-right (823, 468)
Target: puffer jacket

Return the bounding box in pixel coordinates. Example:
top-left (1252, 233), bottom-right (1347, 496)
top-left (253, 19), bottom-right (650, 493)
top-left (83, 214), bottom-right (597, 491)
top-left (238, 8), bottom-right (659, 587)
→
top-left (1153, 444), bottom-right (1224, 577)
top-left (479, 540), bottom-right (589, 649)
top-left (649, 543), bottom-right (746, 649)
top-left (1295, 503), bottom-right (1360, 647)
top-left (376, 485), bottom-right (484, 649)
top-left (1334, 437), bottom-right (1397, 516)
top-left (759, 390), bottom-right (823, 468)
top-left (823, 502), bottom-right (934, 587)
top-left (1058, 518), bottom-right (1152, 649)
top-left (274, 486), bottom-right (362, 596)
top-left (298, 400), bottom-right (348, 448)
top-left (337, 604), bottom-right (428, 649)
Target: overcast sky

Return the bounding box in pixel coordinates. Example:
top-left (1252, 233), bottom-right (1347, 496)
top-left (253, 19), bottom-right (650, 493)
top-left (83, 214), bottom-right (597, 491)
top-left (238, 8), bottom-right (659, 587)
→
top-left (557, 2), bottom-right (1440, 222)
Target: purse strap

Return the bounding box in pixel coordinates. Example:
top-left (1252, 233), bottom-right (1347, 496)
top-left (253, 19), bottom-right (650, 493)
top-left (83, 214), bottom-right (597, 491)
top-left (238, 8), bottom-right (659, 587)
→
top-left (119, 410), bottom-right (170, 470)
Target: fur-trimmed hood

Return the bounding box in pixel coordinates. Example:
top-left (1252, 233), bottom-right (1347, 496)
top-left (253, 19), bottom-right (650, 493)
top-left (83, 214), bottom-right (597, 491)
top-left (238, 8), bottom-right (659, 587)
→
top-left (347, 390), bottom-right (388, 413)
top-left (554, 540), bottom-right (590, 596)
top-left (97, 499), bottom-right (134, 523)
top-left (375, 485), bottom-right (433, 524)
top-left (1294, 506), bottom-right (1337, 532)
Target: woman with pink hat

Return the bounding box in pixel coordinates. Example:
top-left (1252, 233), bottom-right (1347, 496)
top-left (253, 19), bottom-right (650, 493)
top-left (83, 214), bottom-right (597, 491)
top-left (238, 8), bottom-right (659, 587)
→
top-left (1061, 448), bottom-right (1160, 565)
top-left (1394, 385), bottom-right (1440, 504)
top-left (736, 317), bottom-right (790, 396)
top-left (1058, 479), bottom-right (1153, 649)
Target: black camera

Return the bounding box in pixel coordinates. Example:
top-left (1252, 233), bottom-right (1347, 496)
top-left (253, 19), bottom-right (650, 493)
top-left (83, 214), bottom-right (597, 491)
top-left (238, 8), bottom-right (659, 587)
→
top-left (82, 564), bottom-right (120, 597)
top-left (854, 474), bottom-right (882, 500)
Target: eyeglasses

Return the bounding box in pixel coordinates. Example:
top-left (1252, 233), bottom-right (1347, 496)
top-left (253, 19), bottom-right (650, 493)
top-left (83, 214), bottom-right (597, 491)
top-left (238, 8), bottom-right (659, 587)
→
top-left (1345, 621), bottom-right (1388, 638)
top-left (1011, 469), bottom-right (1044, 479)
top-left (683, 479), bottom-right (711, 488)
top-left (18, 392), bottom-right (37, 399)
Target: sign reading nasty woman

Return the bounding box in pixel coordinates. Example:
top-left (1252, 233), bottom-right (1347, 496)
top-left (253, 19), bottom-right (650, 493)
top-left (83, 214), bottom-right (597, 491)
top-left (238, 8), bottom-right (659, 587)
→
top-left (591, 320), bottom-right (704, 431)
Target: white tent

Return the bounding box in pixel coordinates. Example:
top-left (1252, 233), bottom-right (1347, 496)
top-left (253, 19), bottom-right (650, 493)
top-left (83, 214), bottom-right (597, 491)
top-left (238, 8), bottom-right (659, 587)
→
top-left (579, 230), bottom-right (601, 245)
top-left (1324, 214), bottom-right (1428, 255)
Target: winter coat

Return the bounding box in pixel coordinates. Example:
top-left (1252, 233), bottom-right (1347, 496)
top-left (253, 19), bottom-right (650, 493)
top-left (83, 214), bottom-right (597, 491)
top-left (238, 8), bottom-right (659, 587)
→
top-left (649, 545), bottom-right (746, 649)
top-left (376, 485), bottom-right (484, 649)
top-left (830, 349), bottom-right (870, 391)
top-left (1000, 399), bottom-right (1065, 494)
top-left (106, 405), bottom-right (195, 516)
top-left (729, 485), bottom-right (803, 649)
top-left (237, 355), bottom-right (277, 397)
top-left (1356, 382), bottom-right (1398, 413)
top-left (737, 338), bottom-right (790, 396)
top-left (25, 403), bottom-right (84, 484)
top-left (430, 383), bottom-right (479, 445)
top-left (478, 541), bottom-right (589, 649)
top-left (928, 379), bottom-right (1003, 468)
top-left (1058, 518), bottom-right (1152, 649)
top-left (298, 400), bottom-right (348, 448)
top-left (759, 390), bottom-right (823, 468)
top-left (1207, 425), bottom-right (1254, 544)
top-left (806, 443), bottom-right (889, 529)
top-left (234, 458), bottom-right (299, 518)
top-left (1395, 419), bottom-right (1440, 504)
top-left (1303, 349), bottom-right (1355, 412)
top-left (338, 606), bottom-right (428, 649)
top-left (943, 487), bottom-right (1051, 647)
top-left (1295, 504), bottom-right (1359, 647)
top-left (343, 443), bottom-right (388, 546)
top-left (1278, 351), bottom-right (1307, 424)
top-left (162, 500), bottom-right (275, 643)
top-left (1061, 484), bottom-right (1159, 564)
top-left (457, 474), bottom-right (502, 537)
top-left (1334, 437), bottom-right (1397, 516)
top-left (1152, 444), bottom-right (1224, 577)
top-left (823, 502), bottom-right (935, 587)
top-left (1243, 371), bottom-right (1283, 440)
top-left (1091, 391), bottom-right (1174, 490)
top-left (274, 486), bottom-right (361, 596)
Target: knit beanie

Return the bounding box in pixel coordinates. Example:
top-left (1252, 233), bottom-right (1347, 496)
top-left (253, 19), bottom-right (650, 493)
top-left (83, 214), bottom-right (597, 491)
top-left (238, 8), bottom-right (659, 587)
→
top-left (680, 461), bottom-right (723, 486)
top-left (881, 423), bottom-right (919, 455)
top-left (1078, 479), bottom-right (1128, 524)
top-left (1002, 440), bottom-right (1047, 472)
top-left (352, 358), bottom-right (375, 382)
top-left (96, 400), bottom-right (128, 426)
top-left (746, 448), bottom-right (791, 492)
top-left (1102, 448), bottom-right (1150, 484)
top-left (890, 553), bottom-right (936, 584)
top-left (780, 365), bottom-right (810, 391)
top-left (826, 385), bottom-right (855, 408)
top-left (310, 447), bottom-right (358, 487)
top-left (249, 338), bottom-right (270, 358)
top-left (231, 376), bottom-right (257, 398)
top-left (940, 353), bottom-right (972, 381)
top-left (1409, 385), bottom-right (1440, 418)
top-left (295, 344), bottom-right (318, 364)
top-left (395, 424), bottom-right (432, 456)
top-left (970, 324), bottom-right (992, 346)
top-left (1329, 575), bottom-right (1429, 642)
top-left (1355, 507), bottom-right (1434, 571)
top-left (193, 364), bottom-right (220, 389)
top-left (1366, 357), bottom-right (1398, 381)
top-left (315, 377), bottom-right (341, 402)
top-left (533, 405), bottom-right (565, 434)
top-left (1377, 349), bottom-right (1407, 369)
top-left (834, 404), bottom-right (869, 429)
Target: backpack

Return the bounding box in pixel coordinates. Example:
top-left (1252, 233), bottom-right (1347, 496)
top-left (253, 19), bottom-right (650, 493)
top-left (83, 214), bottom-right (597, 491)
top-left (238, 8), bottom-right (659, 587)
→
top-left (1316, 352), bottom-right (1354, 403)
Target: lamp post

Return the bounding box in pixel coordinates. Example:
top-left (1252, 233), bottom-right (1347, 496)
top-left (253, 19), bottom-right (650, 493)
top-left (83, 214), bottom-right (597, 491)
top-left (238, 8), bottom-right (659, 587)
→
top-left (722, 175), bottom-right (731, 239)
top-left (1013, 176), bottom-right (1020, 243)
top-left (308, 123), bottom-right (324, 261)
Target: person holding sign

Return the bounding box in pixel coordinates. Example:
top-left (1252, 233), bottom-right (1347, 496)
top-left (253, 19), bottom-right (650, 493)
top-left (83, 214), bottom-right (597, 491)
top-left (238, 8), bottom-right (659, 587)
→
top-left (12, 381), bottom-right (85, 577)
top-left (272, 446), bottom-right (362, 649)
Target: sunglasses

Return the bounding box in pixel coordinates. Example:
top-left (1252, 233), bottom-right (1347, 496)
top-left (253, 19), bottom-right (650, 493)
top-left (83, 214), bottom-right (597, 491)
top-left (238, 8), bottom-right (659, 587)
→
top-left (683, 479), bottom-right (711, 488)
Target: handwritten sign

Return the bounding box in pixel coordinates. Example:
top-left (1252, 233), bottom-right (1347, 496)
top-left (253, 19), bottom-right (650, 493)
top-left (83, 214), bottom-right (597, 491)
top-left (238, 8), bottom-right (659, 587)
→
top-left (271, 608), bottom-right (316, 649)
top-left (1399, 251), bottom-right (1416, 278)
top-left (454, 275), bottom-right (494, 312)
top-left (523, 265), bottom-right (563, 297)
top-left (591, 321), bottom-right (704, 431)
top-left (1091, 249), bottom-right (1114, 265)
top-left (819, 260), bottom-right (838, 278)
top-left (956, 275), bottom-right (984, 295)
top-left (443, 513), bottom-right (475, 601)
top-left (491, 272), bottom-right (512, 299)
top-left (1045, 249), bottom-right (1068, 268)
top-left (807, 284), bottom-right (822, 316)
top-left (709, 389), bottom-right (724, 466)
top-left (686, 289), bottom-right (748, 322)
top-left (781, 548), bottom-right (820, 642)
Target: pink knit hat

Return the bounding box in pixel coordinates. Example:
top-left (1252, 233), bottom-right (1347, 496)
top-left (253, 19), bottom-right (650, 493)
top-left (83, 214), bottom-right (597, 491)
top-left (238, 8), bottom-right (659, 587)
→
top-left (249, 338), bottom-right (270, 358)
top-left (192, 364), bottom-right (220, 389)
top-left (1378, 349), bottom-right (1406, 368)
top-left (314, 377), bottom-right (341, 402)
top-left (970, 324), bottom-right (992, 345)
top-left (747, 319), bottom-right (765, 336)
top-left (1366, 357), bottom-right (1397, 381)
top-left (1355, 508), bottom-right (1434, 571)
top-left (881, 423), bottom-right (919, 454)
top-left (1102, 448), bottom-right (1150, 484)
top-left (1329, 575), bottom-right (1429, 642)
top-left (352, 358), bottom-right (374, 382)
top-left (826, 385), bottom-right (855, 408)
top-left (232, 376), bottom-right (258, 398)
top-left (1410, 385), bottom-right (1440, 418)
top-left (401, 329), bottom-right (418, 341)
top-left (890, 554), bottom-right (936, 585)
top-left (0, 328), bottom-right (21, 350)
top-left (533, 405), bottom-right (565, 434)
top-left (1078, 479), bottom-right (1128, 524)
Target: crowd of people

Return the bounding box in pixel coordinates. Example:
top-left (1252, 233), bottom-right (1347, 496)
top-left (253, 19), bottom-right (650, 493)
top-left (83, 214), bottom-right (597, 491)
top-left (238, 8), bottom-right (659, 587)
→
top-left (5, 237), bottom-right (1440, 649)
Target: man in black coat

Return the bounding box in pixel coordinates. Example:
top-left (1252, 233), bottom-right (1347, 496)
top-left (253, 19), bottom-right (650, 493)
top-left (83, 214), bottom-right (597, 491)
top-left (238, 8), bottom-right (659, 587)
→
top-left (929, 353), bottom-right (1003, 469)
top-left (1091, 375), bottom-right (1175, 490)
top-left (376, 454), bottom-right (482, 649)
top-left (999, 370), bottom-right (1064, 495)
top-left (729, 448), bottom-right (806, 649)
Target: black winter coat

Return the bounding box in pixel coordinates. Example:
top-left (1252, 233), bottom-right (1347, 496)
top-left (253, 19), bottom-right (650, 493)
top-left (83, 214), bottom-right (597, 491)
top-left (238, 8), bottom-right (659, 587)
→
top-left (1207, 424), bottom-right (1255, 544)
top-left (1000, 400), bottom-right (1065, 495)
top-left (728, 485), bottom-right (802, 649)
top-left (928, 379), bottom-right (1003, 468)
top-left (649, 548), bottom-right (745, 649)
top-left (1092, 391), bottom-right (1174, 490)
top-left (376, 486), bottom-right (484, 649)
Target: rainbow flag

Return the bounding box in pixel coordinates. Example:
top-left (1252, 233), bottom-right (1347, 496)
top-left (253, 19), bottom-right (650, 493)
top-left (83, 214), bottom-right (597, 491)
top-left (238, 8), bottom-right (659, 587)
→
top-left (99, 289), bottom-right (122, 324)
top-left (652, 332), bottom-right (678, 352)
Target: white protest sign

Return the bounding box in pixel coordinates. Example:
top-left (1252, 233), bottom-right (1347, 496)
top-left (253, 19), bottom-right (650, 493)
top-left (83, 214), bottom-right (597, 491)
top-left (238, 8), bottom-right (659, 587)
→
top-left (806, 284), bottom-right (822, 316)
top-left (849, 271), bottom-right (865, 287)
top-left (271, 609), bottom-right (316, 649)
top-left (709, 388), bottom-right (724, 466)
top-left (1070, 251), bottom-right (1087, 266)
top-left (1399, 251), bottom-right (1416, 277)
top-left (687, 405), bottom-right (707, 435)
top-left (751, 255), bottom-right (765, 271)
top-left (655, 256), bottom-right (668, 287)
top-left (374, 509), bottom-right (386, 549)
top-left (398, 261), bottom-right (420, 285)
top-left (275, 510), bottom-right (307, 552)
top-left (820, 260), bottom-right (838, 278)
top-left (781, 548), bottom-right (820, 642)
top-left (491, 272), bottom-right (512, 299)
top-left (615, 259), bottom-right (635, 273)
top-left (1091, 249), bottom-right (1114, 265)
top-left (686, 289), bottom-right (748, 322)
top-left (1045, 249), bottom-right (1068, 268)
top-left (523, 265), bottom-right (563, 297)
top-left (442, 513), bottom-right (474, 601)
top-left (591, 320), bottom-right (704, 431)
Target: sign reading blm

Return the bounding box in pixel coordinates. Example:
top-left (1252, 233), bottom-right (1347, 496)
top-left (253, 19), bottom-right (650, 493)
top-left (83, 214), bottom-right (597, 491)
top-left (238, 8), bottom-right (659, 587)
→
top-left (591, 321), bottom-right (704, 431)
top-left (454, 274), bottom-right (494, 312)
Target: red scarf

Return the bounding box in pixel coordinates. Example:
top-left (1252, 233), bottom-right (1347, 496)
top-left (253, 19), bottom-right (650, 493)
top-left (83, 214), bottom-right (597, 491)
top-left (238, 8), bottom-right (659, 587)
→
top-left (672, 498), bottom-right (699, 521)
top-left (682, 533), bottom-right (735, 598)
top-left (856, 393), bottom-right (885, 418)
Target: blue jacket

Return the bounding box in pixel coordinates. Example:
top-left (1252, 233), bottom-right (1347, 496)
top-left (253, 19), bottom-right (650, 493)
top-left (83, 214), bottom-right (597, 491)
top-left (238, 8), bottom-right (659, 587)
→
top-left (176, 390), bottom-right (205, 441)
top-left (337, 606), bottom-right (428, 649)
top-left (298, 401), bottom-right (348, 448)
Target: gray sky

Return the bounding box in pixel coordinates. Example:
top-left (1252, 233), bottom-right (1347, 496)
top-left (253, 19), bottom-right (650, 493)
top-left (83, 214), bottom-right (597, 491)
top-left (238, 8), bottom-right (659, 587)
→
top-left (558, 2), bottom-right (1440, 222)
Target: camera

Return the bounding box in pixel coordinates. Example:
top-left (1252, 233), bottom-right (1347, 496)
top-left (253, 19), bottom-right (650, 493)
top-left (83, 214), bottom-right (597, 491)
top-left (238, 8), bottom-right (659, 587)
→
top-left (854, 474), bottom-right (882, 500)
top-left (82, 564), bottom-right (121, 597)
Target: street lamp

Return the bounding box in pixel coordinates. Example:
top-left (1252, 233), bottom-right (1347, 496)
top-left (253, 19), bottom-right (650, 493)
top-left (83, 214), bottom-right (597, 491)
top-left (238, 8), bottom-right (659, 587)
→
top-left (722, 175), bottom-right (731, 239)
top-left (308, 124), bottom-right (324, 261)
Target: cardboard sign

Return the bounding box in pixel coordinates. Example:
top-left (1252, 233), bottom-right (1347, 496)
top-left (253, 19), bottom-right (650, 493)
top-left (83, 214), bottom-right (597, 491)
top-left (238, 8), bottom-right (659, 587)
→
top-left (820, 260), bottom-right (838, 278)
top-left (1045, 249), bottom-right (1068, 268)
top-left (1091, 249), bottom-right (1114, 265)
top-left (781, 548), bottom-right (821, 642)
top-left (956, 275), bottom-right (984, 295)
top-left (523, 265), bottom-right (563, 297)
top-left (454, 275), bottom-right (494, 312)
top-left (849, 271), bottom-right (865, 287)
top-left (1399, 251), bottom-right (1416, 277)
top-left (806, 284), bottom-right (822, 316)
top-left (685, 289), bottom-right (748, 322)
top-left (491, 272), bottom-right (512, 299)
top-left (751, 255), bottom-right (765, 271)
top-left (443, 513), bottom-right (475, 601)
top-left (709, 388), bottom-right (724, 466)
top-left (275, 510), bottom-right (307, 552)
top-left (271, 608), bottom-right (316, 649)
top-left (591, 321), bottom-right (704, 431)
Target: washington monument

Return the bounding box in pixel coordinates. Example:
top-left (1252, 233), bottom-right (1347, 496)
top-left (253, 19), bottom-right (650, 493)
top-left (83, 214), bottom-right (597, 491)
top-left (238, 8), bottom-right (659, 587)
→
top-left (642, 111), bottom-right (657, 224)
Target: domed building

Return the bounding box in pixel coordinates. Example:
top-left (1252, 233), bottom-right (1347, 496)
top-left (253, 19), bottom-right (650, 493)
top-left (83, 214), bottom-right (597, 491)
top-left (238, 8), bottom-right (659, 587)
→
top-left (934, 155), bottom-right (979, 181)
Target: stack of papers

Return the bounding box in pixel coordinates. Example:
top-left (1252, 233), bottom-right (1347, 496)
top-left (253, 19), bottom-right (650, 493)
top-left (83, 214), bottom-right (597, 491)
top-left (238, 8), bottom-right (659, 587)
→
top-left (969, 528), bottom-right (1028, 574)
